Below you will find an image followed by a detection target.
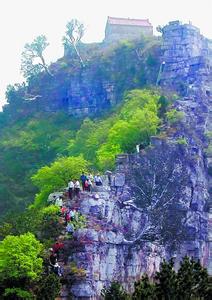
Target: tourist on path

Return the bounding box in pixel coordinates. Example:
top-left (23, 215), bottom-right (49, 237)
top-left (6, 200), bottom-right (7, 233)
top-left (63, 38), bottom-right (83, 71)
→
top-left (74, 179), bottom-right (81, 198)
top-left (68, 179), bottom-right (74, 200)
top-left (80, 173), bottom-right (87, 191)
top-left (94, 174), bottom-right (103, 186)
top-left (86, 178), bottom-right (92, 192)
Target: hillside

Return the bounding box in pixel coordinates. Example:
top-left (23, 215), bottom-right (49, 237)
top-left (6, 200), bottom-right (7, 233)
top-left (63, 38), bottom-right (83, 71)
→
top-left (0, 36), bottom-right (162, 219)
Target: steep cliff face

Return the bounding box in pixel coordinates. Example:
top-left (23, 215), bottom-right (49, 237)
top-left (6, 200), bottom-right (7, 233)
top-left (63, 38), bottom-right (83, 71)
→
top-left (65, 21), bottom-right (212, 299)
top-left (21, 39), bottom-right (161, 118)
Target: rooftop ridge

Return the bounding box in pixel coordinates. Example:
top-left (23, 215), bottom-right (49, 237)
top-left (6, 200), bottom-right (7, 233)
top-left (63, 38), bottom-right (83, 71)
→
top-left (107, 16), bottom-right (152, 27)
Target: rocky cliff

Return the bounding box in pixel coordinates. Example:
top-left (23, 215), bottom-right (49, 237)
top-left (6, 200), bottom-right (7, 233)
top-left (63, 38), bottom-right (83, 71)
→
top-left (5, 37), bottom-right (160, 119)
top-left (63, 21), bottom-right (212, 299)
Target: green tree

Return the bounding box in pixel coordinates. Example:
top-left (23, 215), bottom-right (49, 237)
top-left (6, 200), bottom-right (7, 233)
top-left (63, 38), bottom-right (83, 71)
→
top-left (31, 155), bottom-right (89, 206)
top-left (96, 89), bottom-right (160, 169)
top-left (101, 282), bottom-right (129, 300)
top-left (97, 143), bottom-right (121, 170)
top-left (3, 287), bottom-right (34, 299)
top-left (155, 259), bottom-right (177, 300)
top-left (21, 35), bottom-right (52, 79)
top-left (0, 233), bottom-right (43, 297)
top-left (107, 120), bottom-right (139, 152)
top-left (0, 233), bottom-right (43, 282)
top-left (132, 274), bottom-right (156, 299)
top-left (39, 205), bottom-right (62, 242)
top-left (36, 273), bottom-right (61, 300)
top-left (68, 118), bottom-right (96, 157)
top-left (158, 95), bottom-right (170, 118)
top-left (68, 116), bottom-right (116, 166)
top-left (177, 256), bottom-right (210, 299)
top-left (0, 205), bottom-right (62, 247)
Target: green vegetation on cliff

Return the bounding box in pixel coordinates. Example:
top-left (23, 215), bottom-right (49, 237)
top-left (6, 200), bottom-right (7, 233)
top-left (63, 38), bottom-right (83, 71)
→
top-left (0, 112), bottom-right (81, 218)
top-left (0, 34), bottom-right (163, 219)
top-left (68, 89), bottom-right (161, 170)
top-left (0, 86), bottom-right (164, 219)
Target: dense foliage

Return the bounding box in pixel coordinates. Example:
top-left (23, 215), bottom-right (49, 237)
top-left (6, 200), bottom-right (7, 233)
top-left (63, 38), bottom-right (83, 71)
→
top-left (0, 205), bottom-right (62, 244)
top-left (0, 112), bottom-right (81, 219)
top-left (68, 89), bottom-right (161, 170)
top-left (0, 233), bottom-right (43, 298)
top-left (0, 233), bottom-right (43, 281)
top-left (0, 232), bottom-right (63, 298)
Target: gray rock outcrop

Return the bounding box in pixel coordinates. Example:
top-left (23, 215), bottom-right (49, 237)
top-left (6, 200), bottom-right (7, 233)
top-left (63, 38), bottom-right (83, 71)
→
top-left (63, 21), bottom-right (212, 299)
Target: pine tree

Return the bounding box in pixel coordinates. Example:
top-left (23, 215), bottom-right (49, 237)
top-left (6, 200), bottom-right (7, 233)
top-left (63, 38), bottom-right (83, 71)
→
top-left (177, 256), bottom-right (210, 299)
top-left (101, 282), bottom-right (129, 300)
top-left (155, 258), bottom-right (177, 300)
top-left (132, 274), bottom-right (156, 299)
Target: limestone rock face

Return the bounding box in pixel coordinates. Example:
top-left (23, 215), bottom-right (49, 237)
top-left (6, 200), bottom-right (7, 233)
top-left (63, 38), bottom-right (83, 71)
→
top-left (69, 188), bottom-right (166, 299)
top-left (66, 21), bottom-right (212, 299)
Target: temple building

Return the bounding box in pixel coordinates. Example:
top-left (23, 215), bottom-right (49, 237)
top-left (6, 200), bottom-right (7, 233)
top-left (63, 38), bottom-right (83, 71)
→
top-left (104, 16), bottom-right (153, 43)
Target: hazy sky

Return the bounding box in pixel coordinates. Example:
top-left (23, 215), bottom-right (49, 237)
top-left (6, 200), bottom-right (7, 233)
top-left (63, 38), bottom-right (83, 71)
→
top-left (0, 0), bottom-right (211, 108)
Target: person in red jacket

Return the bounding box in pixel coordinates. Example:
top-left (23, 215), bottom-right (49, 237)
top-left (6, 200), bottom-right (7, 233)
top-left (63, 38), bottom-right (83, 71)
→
top-left (52, 241), bottom-right (64, 260)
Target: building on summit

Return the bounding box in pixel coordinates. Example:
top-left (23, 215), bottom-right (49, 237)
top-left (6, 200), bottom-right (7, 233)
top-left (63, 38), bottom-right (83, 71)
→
top-left (104, 16), bottom-right (153, 43)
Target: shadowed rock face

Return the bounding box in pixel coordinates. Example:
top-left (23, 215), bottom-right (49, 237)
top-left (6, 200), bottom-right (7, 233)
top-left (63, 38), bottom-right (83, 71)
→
top-left (64, 22), bottom-right (212, 299)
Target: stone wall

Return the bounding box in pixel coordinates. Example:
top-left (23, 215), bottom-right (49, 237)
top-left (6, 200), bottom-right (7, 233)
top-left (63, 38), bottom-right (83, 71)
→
top-left (160, 21), bottom-right (212, 95)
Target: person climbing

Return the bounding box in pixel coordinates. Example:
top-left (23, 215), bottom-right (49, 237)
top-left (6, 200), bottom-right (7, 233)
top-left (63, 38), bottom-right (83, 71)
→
top-left (68, 179), bottom-right (74, 200)
top-left (61, 206), bottom-right (67, 216)
top-left (74, 179), bottom-right (81, 198)
top-left (49, 248), bottom-right (62, 276)
top-left (80, 173), bottom-right (87, 191)
top-left (52, 241), bottom-right (64, 260)
top-left (87, 178), bottom-right (92, 192)
top-left (94, 174), bottom-right (103, 186)
top-left (49, 248), bottom-right (57, 265)
top-left (84, 179), bottom-right (89, 191)
top-left (64, 209), bottom-right (71, 225)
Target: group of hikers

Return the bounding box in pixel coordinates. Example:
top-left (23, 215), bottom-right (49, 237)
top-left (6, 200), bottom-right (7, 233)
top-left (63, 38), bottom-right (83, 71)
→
top-left (67, 172), bottom-right (103, 200)
top-left (47, 171), bottom-right (112, 277)
top-left (47, 207), bottom-right (81, 276)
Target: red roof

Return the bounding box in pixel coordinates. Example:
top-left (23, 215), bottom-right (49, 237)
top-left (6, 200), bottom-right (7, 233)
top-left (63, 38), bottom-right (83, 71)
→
top-left (107, 16), bottom-right (152, 27)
